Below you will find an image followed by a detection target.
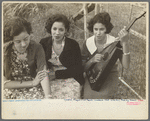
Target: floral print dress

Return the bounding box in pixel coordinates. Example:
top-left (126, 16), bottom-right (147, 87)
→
top-left (3, 48), bottom-right (45, 99)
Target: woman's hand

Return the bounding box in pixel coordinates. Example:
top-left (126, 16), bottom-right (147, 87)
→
top-left (118, 26), bottom-right (129, 45)
top-left (90, 54), bottom-right (104, 63)
top-left (32, 66), bottom-right (48, 87)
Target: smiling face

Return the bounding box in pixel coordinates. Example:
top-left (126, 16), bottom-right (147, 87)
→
top-left (51, 22), bottom-right (66, 42)
top-left (93, 23), bottom-right (107, 42)
top-left (13, 31), bottom-right (30, 53)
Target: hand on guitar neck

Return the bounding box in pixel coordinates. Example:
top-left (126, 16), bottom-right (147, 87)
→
top-left (116, 10), bottom-right (146, 46)
top-left (116, 26), bottom-right (129, 46)
top-left (117, 27), bottom-right (130, 69)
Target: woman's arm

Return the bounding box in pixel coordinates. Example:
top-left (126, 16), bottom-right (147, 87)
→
top-left (121, 42), bottom-right (130, 69)
top-left (35, 44), bottom-right (52, 98)
top-left (4, 80), bottom-right (33, 89)
top-left (119, 27), bottom-right (130, 69)
top-left (81, 41), bottom-right (104, 72)
top-left (83, 54), bottom-right (104, 72)
top-left (83, 58), bottom-right (94, 72)
top-left (4, 68), bottom-right (47, 89)
top-left (81, 41), bottom-right (93, 72)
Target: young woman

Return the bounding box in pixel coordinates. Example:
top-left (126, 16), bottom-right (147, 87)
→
top-left (81, 12), bottom-right (130, 99)
top-left (40, 14), bottom-right (84, 99)
top-left (3, 17), bottom-right (51, 99)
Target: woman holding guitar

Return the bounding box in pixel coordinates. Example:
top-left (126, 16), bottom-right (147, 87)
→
top-left (81, 12), bottom-right (130, 99)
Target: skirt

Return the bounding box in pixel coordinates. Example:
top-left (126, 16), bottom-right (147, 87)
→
top-left (3, 85), bottom-right (45, 99)
top-left (49, 78), bottom-right (81, 99)
top-left (48, 66), bottom-right (81, 99)
top-left (83, 71), bottom-right (119, 99)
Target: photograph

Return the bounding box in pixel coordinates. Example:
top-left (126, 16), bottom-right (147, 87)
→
top-left (1, 1), bottom-right (148, 119)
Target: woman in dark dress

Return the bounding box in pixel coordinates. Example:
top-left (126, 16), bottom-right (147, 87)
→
top-left (3, 17), bottom-right (51, 99)
top-left (81, 12), bottom-right (130, 99)
top-left (40, 14), bottom-right (84, 99)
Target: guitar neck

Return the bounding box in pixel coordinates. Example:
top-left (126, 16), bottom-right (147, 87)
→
top-left (125, 17), bottom-right (137, 32)
top-left (125, 11), bottom-right (146, 32)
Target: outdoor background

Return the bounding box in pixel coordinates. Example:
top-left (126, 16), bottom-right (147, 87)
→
top-left (3, 2), bottom-right (147, 99)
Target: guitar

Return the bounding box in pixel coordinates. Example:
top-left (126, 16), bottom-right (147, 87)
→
top-left (86, 10), bottom-right (146, 91)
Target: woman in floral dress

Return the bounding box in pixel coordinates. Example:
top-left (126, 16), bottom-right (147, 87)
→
top-left (3, 17), bottom-right (51, 99)
top-left (40, 14), bottom-right (84, 99)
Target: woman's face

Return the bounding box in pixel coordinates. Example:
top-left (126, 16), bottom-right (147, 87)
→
top-left (51, 22), bottom-right (66, 42)
top-left (13, 31), bottom-right (30, 53)
top-left (93, 23), bottom-right (107, 41)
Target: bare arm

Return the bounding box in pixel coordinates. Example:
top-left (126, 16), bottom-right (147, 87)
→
top-left (118, 27), bottom-right (130, 69)
top-left (4, 80), bottom-right (33, 89)
top-left (4, 68), bottom-right (47, 89)
top-left (35, 44), bottom-right (52, 98)
top-left (121, 42), bottom-right (130, 69)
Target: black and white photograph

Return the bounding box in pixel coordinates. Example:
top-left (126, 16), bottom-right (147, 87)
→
top-left (1, 1), bottom-right (148, 119)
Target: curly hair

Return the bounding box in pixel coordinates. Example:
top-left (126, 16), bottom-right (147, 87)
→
top-left (45, 14), bottom-right (70, 34)
top-left (4, 17), bottom-right (32, 43)
top-left (87, 12), bottom-right (113, 34)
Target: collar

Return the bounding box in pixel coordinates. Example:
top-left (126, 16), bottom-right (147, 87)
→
top-left (86, 34), bottom-right (116, 55)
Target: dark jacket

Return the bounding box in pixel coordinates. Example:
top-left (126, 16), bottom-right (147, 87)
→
top-left (40, 36), bottom-right (84, 85)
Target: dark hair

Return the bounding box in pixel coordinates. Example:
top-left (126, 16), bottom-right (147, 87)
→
top-left (45, 14), bottom-right (70, 34)
top-left (4, 17), bottom-right (32, 43)
top-left (87, 12), bottom-right (113, 34)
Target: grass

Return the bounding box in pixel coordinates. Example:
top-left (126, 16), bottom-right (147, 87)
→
top-left (3, 2), bottom-right (146, 99)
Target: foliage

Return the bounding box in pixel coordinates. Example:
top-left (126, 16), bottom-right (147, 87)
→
top-left (3, 3), bottom-right (51, 19)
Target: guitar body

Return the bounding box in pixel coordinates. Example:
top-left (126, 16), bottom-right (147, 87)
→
top-left (86, 42), bottom-right (122, 91)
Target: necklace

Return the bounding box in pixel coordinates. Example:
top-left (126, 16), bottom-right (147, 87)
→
top-left (53, 42), bottom-right (63, 50)
top-left (12, 45), bottom-right (27, 61)
top-left (53, 38), bottom-right (65, 50)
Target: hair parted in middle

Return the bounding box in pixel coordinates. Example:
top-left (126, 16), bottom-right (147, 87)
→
top-left (45, 14), bottom-right (71, 34)
top-left (87, 12), bottom-right (114, 34)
